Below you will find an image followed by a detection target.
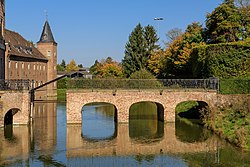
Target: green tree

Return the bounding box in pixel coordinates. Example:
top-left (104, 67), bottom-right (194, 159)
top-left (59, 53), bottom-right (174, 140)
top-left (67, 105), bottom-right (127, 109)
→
top-left (144, 25), bottom-right (160, 57)
top-left (78, 64), bottom-right (83, 68)
top-left (90, 60), bottom-right (100, 75)
top-left (57, 59), bottom-right (66, 72)
top-left (61, 59), bottom-right (66, 69)
top-left (66, 59), bottom-right (79, 72)
top-left (122, 23), bottom-right (159, 77)
top-left (236, 0), bottom-right (250, 39)
top-left (205, 0), bottom-right (243, 43)
top-left (57, 64), bottom-right (64, 72)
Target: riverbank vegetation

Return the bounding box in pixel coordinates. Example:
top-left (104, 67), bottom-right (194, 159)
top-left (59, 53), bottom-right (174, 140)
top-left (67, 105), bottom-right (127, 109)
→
top-left (204, 97), bottom-right (250, 150)
top-left (176, 97), bottom-right (250, 150)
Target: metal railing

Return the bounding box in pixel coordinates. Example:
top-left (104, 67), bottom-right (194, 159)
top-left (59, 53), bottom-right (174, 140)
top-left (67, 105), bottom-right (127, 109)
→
top-left (0, 79), bottom-right (31, 90)
top-left (67, 78), bottom-right (219, 91)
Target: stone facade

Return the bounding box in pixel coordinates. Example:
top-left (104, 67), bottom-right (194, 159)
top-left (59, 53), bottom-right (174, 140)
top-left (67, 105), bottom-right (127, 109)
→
top-left (66, 90), bottom-right (219, 124)
top-left (37, 42), bottom-right (57, 99)
top-left (0, 90), bottom-right (30, 127)
top-left (0, 0), bottom-right (5, 79)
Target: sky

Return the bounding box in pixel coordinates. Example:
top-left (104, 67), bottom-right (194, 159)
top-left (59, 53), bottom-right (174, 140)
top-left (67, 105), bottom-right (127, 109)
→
top-left (6, 0), bottom-right (222, 67)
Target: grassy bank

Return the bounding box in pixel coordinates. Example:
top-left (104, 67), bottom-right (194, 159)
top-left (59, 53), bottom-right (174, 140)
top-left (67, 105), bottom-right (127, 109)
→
top-left (176, 98), bottom-right (250, 150)
top-left (204, 97), bottom-right (250, 150)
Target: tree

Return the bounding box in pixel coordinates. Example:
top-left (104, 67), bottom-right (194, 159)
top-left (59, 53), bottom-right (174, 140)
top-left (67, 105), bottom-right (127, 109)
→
top-left (78, 64), bottom-right (83, 68)
top-left (165, 28), bottom-right (183, 47)
top-left (236, 0), bottom-right (250, 39)
top-left (61, 59), bottom-right (66, 69)
top-left (66, 59), bottom-right (79, 72)
top-left (205, 0), bottom-right (243, 43)
top-left (122, 23), bottom-right (159, 77)
top-left (90, 60), bottom-right (100, 75)
top-left (161, 22), bottom-right (205, 78)
top-left (90, 57), bottom-right (123, 78)
top-left (57, 64), bottom-right (64, 72)
top-left (147, 49), bottom-right (165, 77)
top-left (144, 25), bottom-right (160, 56)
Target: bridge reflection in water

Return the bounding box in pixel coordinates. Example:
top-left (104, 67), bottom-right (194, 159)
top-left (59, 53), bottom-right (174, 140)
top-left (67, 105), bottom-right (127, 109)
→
top-left (67, 123), bottom-right (217, 157)
top-left (2, 102), bottom-right (250, 166)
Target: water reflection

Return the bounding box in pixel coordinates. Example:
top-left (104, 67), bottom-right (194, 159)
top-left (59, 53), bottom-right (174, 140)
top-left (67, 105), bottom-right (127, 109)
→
top-left (175, 117), bottom-right (211, 143)
top-left (1, 103), bottom-right (250, 167)
top-left (82, 103), bottom-right (117, 141)
top-left (4, 125), bottom-right (14, 140)
top-left (129, 102), bottom-right (164, 142)
top-left (32, 102), bottom-right (57, 152)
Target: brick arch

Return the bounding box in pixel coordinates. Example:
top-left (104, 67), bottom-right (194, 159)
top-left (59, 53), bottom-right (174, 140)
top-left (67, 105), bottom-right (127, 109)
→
top-left (81, 102), bottom-right (118, 123)
top-left (0, 91), bottom-right (30, 127)
top-left (128, 101), bottom-right (165, 122)
top-left (4, 108), bottom-right (21, 126)
top-left (81, 102), bottom-right (118, 141)
top-left (174, 100), bottom-right (210, 143)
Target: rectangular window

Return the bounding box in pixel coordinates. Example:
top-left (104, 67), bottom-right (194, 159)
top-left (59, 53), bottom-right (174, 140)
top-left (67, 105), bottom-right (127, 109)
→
top-left (47, 50), bottom-right (51, 57)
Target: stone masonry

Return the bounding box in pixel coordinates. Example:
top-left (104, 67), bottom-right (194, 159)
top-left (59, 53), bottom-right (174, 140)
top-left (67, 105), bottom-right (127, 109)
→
top-left (0, 91), bottom-right (30, 127)
top-left (67, 90), bottom-right (218, 124)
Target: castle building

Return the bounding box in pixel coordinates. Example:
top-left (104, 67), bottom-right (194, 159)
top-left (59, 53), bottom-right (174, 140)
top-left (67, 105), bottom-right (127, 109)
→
top-left (0, 0), bottom-right (58, 99)
top-left (0, 0), bottom-right (5, 80)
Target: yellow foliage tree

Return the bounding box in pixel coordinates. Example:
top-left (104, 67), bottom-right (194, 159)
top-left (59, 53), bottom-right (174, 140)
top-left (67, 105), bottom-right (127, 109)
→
top-left (66, 59), bottom-right (79, 72)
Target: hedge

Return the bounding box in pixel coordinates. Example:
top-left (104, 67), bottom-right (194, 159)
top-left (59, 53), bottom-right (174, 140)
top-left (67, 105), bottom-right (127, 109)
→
top-left (190, 42), bottom-right (250, 79)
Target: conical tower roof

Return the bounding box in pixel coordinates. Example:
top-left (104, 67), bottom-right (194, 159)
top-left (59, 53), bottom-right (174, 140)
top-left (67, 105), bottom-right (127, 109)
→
top-left (38, 20), bottom-right (56, 44)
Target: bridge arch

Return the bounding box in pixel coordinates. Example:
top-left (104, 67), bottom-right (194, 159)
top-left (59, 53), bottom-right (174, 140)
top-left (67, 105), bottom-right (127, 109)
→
top-left (175, 100), bottom-right (210, 143)
top-left (128, 101), bottom-right (164, 143)
top-left (81, 102), bottom-right (118, 123)
top-left (129, 101), bottom-right (164, 122)
top-left (4, 108), bottom-right (21, 127)
top-left (81, 102), bottom-right (118, 141)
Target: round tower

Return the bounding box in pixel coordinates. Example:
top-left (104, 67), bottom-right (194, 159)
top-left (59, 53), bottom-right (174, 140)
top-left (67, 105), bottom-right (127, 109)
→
top-left (37, 20), bottom-right (57, 99)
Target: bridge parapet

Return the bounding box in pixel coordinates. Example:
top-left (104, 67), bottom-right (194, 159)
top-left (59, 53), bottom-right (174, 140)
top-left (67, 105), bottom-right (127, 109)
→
top-left (0, 79), bottom-right (31, 91)
top-left (67, 78), bottom-right (219, 91)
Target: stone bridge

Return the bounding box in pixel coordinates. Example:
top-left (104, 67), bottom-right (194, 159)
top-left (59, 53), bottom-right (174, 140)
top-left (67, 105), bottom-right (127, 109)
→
top-left (0, 91), bottom-right (30, 127)
top-left (67, 90), bottom-right (218, 123)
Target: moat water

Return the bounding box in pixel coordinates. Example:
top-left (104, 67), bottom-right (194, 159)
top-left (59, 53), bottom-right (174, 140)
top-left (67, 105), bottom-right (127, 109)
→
top-left (0, 102), bottom-right (250, 167)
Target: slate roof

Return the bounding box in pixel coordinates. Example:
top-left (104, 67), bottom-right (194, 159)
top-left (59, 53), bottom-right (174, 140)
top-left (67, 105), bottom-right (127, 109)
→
top-left (38, 21), bottom-right (56, 44)
top-left (5, 29), bottom-right (48, 61)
